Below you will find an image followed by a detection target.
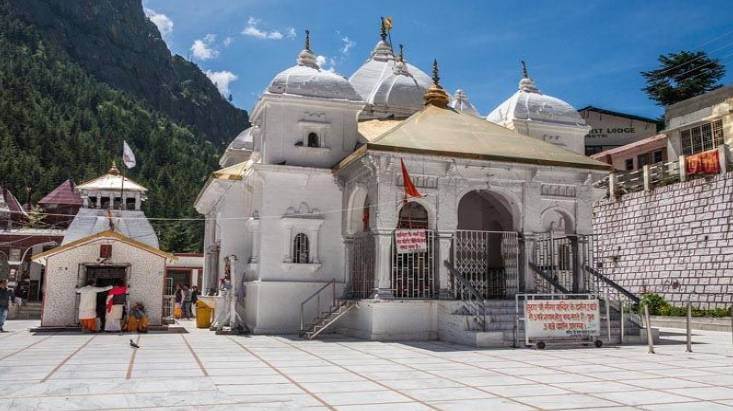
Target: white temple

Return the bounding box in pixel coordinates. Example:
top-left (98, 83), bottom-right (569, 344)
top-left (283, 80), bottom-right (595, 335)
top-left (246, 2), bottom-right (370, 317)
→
top-left (195, 24), bottom-right (612, 344)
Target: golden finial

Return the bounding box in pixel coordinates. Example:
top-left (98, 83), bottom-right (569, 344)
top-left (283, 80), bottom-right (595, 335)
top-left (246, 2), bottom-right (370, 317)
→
top-left (424, 58), bottom-right (450, 108)
top-left (108, 161), bottom-right (120, 176)
top-left (304, 29), bottom-right (311, 51)
top-left (521, 60), bottom-right (529, 79)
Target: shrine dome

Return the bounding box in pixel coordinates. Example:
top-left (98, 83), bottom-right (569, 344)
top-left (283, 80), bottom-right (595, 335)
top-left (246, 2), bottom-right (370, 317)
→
top-left (487, 64), bottom-right (587, 128)
top-left (450, 89), bottom-right (480, 117)
top-left (367, 58), bottom-right (426, 113)
top-left (267, 32), bottom-right (362, 102)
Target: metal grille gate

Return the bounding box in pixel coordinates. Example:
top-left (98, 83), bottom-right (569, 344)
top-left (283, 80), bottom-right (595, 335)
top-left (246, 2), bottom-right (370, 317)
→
top-left (349, 232), bottom-right (375, 299)
top-left (452, 230), bottom-right (519, 299)
top-left (532, 234), bottom-right (595, 293)
top-left (391, 230), bottom-right (436, 299)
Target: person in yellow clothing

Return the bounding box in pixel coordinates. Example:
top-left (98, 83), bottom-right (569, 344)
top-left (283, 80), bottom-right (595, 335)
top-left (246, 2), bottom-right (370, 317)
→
top-left (76, 280), bottom-right (112, 332)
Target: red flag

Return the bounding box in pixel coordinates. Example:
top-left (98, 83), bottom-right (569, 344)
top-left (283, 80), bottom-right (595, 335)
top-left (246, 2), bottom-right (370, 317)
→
top-left (400, 159), bottom-right (422, 199)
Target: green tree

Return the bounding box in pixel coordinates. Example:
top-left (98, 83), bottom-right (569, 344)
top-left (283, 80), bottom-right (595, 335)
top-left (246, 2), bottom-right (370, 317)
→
top-left (642, 51), bottom-right (726, 106)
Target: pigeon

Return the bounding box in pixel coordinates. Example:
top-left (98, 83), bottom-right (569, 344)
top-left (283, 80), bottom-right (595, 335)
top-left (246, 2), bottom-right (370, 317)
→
top-left (129, 339), bottom-right (140, 349)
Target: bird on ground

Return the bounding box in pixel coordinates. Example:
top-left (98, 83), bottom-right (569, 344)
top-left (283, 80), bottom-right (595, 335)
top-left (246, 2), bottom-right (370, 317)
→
top-left (129, 339), bottom-right (140, 348)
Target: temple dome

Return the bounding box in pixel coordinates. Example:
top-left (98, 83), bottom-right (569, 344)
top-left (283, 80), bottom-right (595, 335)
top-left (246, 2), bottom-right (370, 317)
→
top-left (267, 33), bottom-right (362, 102)
top-left (450, 89), bottom-right (480, 117)
top-left (366, 60), bottom-right (426, 113)
top-left (349, 40), bottom-right (432, 102)
top-left (486, 74), bottom-right (586, 127)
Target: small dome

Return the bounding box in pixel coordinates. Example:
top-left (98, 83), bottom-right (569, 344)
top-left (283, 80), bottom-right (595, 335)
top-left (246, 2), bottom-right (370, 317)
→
top-left (267, 31), bottom-right (362, 102)
top-left (349, 40), bottom-right (432, 102)
top-left (450, 89), bottom-right (480, 117)
top-left (367, 59), bottom-right (426, 112)
top-left (487, 70), bottom-right (586, 127)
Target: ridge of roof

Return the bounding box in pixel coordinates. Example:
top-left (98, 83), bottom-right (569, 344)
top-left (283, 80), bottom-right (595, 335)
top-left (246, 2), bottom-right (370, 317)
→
top-left (32, 229), bottom-right (174, 263)
top-left (578, 106), bottom-right (659, 124)
top-left (38, 179), bottom-right (82, 206)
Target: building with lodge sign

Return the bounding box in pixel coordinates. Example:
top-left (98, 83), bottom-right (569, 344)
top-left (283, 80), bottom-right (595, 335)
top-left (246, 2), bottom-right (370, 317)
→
top-left (195, 23), bottom-right (653, 346)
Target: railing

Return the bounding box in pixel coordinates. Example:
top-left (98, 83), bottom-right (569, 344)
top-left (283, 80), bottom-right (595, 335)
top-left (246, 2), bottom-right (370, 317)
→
top-left (348, 232), bottom-right (375, 299)
top-left (391, 229), bottom-right (437, 299)
top-left (300, 279), bottom-right (337, 332)
top-left (595, 145), bottom-right (729, 199)
top-left (452, 230), bottom-right (519, 299)
top-left (162, 295), bottom-right (174, 321)
top-left (444, 260), bottom-right (486, 331)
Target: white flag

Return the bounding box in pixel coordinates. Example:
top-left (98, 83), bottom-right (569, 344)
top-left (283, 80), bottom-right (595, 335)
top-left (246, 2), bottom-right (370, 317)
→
top-left (122, 141), bottom-right (136, 169)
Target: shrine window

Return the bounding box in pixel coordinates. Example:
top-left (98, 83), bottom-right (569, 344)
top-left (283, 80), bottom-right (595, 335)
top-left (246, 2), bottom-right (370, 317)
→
top-left (307, 132), bottom-right (320, 148)
top-left (292, 233), bottom-right (310, 264)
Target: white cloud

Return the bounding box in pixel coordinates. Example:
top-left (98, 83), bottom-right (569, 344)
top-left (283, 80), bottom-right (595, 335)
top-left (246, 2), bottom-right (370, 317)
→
top-left (223, 36), bottom-right (234, 47)
top-left (340, 36), bottom-right (355, 55)
top-left (144, 8), bottom-right (173, 39)
top-left (242, 17), bottom-right (295, 40)
top-left (316, 55), bottom-right (336, 72)
top-left (191, 34), bottom-right (219, 60)
top-left (205, 70), bottom-right (238, 97)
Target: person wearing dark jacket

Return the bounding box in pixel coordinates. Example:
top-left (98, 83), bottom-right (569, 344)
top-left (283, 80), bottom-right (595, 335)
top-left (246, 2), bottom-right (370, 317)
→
top-left (0, 280), bottom-right (14, 332)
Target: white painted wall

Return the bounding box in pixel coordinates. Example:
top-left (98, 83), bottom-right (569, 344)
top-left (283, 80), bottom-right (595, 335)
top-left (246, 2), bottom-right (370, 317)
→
top-left (41, 239), bottom-right (166, 327)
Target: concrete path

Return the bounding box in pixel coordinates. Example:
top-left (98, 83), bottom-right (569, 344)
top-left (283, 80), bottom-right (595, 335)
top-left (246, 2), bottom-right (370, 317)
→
top-left (1, 320), bottom-right (733, 410)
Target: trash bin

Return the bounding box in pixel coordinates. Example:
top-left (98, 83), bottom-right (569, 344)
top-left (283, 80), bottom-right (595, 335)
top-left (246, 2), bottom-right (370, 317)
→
top-left (195, 300), bottom-right (213, 328)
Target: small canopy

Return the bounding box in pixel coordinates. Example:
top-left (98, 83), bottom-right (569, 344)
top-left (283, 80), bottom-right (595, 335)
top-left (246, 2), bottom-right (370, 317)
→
top-left (340, 105), bottom-right (610, 171)
top-left (32, 229), bottom-right (175, 266)
top-left (212, 160), bottom-right (253, 181)
top-left (77, 163), bottom-right (147, 192)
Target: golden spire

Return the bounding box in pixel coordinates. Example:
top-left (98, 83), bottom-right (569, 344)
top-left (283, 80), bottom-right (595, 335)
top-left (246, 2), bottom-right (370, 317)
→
top-left (108, 161), bottom-right (120, 176)
top-left (423, 59), bottom-right (450, 108)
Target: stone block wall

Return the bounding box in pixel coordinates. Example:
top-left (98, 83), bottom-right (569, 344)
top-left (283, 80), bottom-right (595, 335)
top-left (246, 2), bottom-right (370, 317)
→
top-left (593, 172), bottom-right (733, 309)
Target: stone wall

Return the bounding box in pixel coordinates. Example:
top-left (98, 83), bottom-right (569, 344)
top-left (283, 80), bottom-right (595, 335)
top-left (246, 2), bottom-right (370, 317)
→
top-left (593, 172), bottom-right (733, 308)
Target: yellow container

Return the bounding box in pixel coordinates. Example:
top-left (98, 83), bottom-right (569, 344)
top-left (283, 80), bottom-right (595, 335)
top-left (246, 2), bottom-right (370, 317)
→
top-left (195, 300), bottom-right (213, 328)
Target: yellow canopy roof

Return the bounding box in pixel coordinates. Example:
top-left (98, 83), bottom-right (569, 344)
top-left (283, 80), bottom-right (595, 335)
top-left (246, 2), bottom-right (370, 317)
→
top-left (346, 105), bottom-right (610, 171)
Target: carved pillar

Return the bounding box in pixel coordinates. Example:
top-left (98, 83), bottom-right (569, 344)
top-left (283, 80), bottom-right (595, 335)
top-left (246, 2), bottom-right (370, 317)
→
top-left (246, 218), bottom-right (260, 264)
top-left (309, 228), bottom-right (320, 264)
top-left (374, 230), bottom-right (393, 299)
top-left (282, 225), bottom-right (293, 263)
top-left (437, 232), bottom-right (453, 299)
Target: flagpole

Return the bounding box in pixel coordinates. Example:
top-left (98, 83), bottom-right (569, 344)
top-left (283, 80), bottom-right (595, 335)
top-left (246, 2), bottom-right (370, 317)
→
top-left (120, 156), bottom-right (125, 211)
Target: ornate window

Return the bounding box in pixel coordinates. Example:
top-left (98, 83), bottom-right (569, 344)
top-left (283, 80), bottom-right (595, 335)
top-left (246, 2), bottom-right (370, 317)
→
top-left (292, 233), bottom-right (310, 264)
top-left (307, 132), bottom-right (319, 148)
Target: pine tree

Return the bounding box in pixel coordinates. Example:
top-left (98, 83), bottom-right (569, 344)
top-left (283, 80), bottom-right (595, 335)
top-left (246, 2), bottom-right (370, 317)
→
top-left (642, 51), bottom-right (726, 106)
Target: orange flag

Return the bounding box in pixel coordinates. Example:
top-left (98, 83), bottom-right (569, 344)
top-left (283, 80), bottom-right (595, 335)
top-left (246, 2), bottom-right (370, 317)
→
top-left (400, 159), bottom-right (422, 200)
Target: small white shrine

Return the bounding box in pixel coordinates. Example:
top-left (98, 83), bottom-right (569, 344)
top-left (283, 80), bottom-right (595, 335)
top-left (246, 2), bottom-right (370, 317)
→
top-left (195, 24), bottom-right (611, 342)
top-left (33, 164), bottom-right (174, 327)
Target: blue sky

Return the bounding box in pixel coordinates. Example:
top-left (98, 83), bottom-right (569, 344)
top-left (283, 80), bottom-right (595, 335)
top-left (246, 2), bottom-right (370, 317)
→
top-left (144, 0), bottom-right (733, 120)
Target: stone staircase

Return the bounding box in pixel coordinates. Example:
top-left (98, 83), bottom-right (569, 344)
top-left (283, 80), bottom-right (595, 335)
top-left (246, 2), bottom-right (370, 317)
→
top-left (440, 298), bottom-right (647, 348)
top-left (300, 300), bottom-right (356, 340)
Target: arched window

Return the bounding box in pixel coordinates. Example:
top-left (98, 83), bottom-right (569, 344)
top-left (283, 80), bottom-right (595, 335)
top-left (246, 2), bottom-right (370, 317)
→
top-left (307, 132), bottom-right (319, 148)
top-left (293, 233), bottom-right (310, 263)
top-left (397, 202), bottom-right (428, 229)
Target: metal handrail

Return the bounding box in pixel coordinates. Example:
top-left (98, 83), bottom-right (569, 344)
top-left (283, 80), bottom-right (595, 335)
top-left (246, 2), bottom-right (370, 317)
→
top-left (528, 262), bottom-right (571, 294)
top-left (583, 265), bottom-right (640, 304)
top-left (444, 260), bottom-right (486, 331)
top-left (300, 278), bottom-right (336, 332)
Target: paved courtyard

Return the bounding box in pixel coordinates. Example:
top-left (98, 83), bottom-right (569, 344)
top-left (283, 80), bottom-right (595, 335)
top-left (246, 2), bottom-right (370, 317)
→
top-left (2, 320), bottom-right (733, 410)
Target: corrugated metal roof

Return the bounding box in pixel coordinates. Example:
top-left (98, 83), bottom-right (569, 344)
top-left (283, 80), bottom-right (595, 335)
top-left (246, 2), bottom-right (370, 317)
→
top-left (39, 180), bottom-right (82, 206)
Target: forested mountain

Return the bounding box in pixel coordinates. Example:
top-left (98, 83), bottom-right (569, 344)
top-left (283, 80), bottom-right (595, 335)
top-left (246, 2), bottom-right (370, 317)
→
top-left (0, 0), bottom-right (248, 252)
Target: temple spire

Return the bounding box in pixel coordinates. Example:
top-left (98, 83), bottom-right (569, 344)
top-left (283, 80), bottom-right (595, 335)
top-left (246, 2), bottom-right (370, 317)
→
top-left (424, 59), bottom-right (449, 108)
top-left (108, 161), bottom-right (120, 176)
top-left (297, 29), bottom-right (318, 68)
top-left (380, 17), bottom-right (387, 41)
top-left (432, 59), bottom-right (440, 86)
top-left (518, 59), bottom-right (539, 93)
top-left (399, 44), bottom-right (404, 62)
top-left (521, 60), bottom-right (529, 79)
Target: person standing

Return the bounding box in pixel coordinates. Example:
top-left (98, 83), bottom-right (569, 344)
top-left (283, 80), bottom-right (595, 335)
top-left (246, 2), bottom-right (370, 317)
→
top-left (174, 284), bottom-right (183, 319)
top-left (0, 280), bottom-right (14, 332)
top-left (105, 280), bottom-right (128, 332)
top-left (190, 286), bottom-right (199, 318)
top-left (182, 285), bottom-right (192, 319)
top-left (76, 280), bottom-right (112, 332)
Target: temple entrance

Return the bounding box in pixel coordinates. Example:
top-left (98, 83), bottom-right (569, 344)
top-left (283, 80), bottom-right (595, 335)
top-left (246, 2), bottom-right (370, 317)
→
top-left (391, 202), bottom-right (436, 298)
top-left (453, 190), bottom-right (519, 299)
top-left (85, 265), bottom-right (127, 287)
top-left (348, 193), bottom-right (375, 299)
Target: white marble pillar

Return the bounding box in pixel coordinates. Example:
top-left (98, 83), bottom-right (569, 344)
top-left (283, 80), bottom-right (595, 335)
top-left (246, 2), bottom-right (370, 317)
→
top-left (309, 229), bottom-right (320, 264)
top-left (374, 230), bottom-right (393, 299)
top-left (282, 226), bottom-right (293, 263)
top-left (437, 232), bottom-right (453, 299)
